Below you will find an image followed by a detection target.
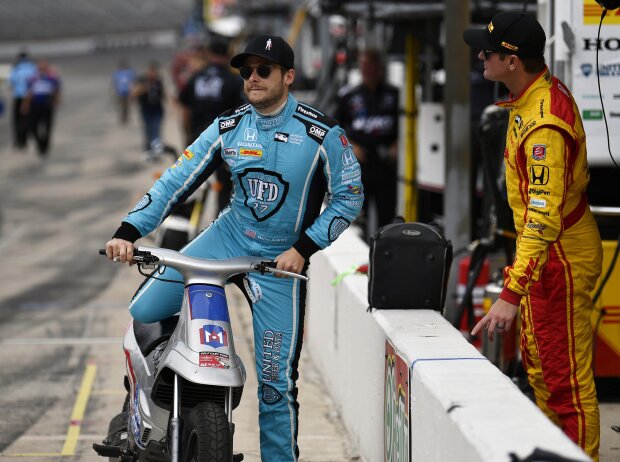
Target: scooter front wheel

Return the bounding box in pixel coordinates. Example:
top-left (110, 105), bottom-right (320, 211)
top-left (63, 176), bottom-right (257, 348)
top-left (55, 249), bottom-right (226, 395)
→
top-left (182, 401), bottom-right (230, 462)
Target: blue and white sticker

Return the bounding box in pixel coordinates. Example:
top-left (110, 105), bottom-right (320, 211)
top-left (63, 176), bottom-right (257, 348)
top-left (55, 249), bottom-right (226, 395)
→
top-left (529, 198), bottom-right (547, 208)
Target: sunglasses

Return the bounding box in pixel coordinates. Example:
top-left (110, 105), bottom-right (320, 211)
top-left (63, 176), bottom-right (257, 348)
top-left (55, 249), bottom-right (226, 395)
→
top-left (239, 64), bottom-right (274, 80)
top-left (482, 50), bottom-right (498, 60)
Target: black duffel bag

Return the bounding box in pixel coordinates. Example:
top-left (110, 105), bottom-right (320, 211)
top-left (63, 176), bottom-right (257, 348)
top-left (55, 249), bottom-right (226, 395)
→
top-left (368, 222), bottom-right (452, 310)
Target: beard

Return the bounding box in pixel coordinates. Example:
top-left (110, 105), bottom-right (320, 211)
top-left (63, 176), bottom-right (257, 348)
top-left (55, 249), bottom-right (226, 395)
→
top-left (244, 79), bottom-right (286, 110)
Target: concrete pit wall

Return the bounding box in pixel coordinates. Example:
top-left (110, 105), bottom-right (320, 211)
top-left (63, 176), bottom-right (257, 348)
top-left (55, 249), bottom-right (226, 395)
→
top-left (306, 229), bottom-right (590, 462)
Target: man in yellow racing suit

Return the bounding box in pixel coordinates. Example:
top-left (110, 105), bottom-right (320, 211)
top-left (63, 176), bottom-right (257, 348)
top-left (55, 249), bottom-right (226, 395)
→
top-left (465, 12), bottom-right (603, 460)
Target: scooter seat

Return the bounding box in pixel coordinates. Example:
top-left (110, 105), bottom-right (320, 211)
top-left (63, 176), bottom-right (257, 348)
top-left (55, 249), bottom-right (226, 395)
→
top-left (133, 316), bottom-right (179, 356)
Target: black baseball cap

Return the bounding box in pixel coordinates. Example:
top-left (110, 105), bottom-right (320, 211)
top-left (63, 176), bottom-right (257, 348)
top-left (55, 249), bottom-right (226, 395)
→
top-left (230, 35), bottom-right (294, 70)
top-left (207, 39), bottom-right (229, 57)
top-left (463, 12), bottom-right (546, 58)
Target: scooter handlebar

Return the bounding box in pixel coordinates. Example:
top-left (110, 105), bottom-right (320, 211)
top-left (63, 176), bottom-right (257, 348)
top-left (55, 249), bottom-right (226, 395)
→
top-left (99, 246), bottom-right (309, 281)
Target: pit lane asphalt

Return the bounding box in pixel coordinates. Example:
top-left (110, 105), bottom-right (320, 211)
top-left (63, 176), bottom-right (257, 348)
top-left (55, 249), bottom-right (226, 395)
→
top-left (0, 48), bottom-right (358, 461)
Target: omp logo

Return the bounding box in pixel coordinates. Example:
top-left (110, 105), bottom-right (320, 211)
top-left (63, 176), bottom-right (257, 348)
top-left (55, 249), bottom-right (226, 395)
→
top-left (530, 165), bottom-right (549, 185)
top-left (309, 125), bottom-right (326, 139)
top-left (239, 169), bottom-right (289, 221)
top-left (220, 119), bottom-right (236, 129)
top-left (244, 128), bottom-right (258, 141)
top-left (297, 105), bottom-right (318, 118)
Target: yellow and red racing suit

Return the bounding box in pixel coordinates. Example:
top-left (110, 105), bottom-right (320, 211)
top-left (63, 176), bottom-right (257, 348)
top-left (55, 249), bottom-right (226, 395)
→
top-left (497, 68), bottom-right (603, 460)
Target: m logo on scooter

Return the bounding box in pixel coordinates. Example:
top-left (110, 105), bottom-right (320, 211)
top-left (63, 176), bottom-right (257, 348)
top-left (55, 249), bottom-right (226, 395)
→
top-left (200, 324), bottom-right (229, 348)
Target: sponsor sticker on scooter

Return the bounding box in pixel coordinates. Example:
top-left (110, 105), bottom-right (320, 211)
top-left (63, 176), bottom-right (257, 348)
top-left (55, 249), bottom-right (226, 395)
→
top-left (199, 351), bottom-right (230, 369)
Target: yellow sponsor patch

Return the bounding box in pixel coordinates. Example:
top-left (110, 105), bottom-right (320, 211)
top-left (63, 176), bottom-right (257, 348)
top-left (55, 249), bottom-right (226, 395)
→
top-left (240, 148), bottom-right (263, 157)
top-left (584, 0), bottom-right (620, 24)
top-left (183, 149), bottom-right (194, 160)
top-left (501, 41), bottom-right (518, 51)
top-left (487, 21), bottom-right (494, 33)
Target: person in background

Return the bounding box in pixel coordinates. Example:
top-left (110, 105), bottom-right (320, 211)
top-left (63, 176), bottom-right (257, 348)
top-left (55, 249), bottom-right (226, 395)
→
top-left (179, 38), bottom-right (244, 213)
top-left (22, 59), bottom-right (61, 157)
top-left (111, 58), bottom-right (136, 125)
top-left (105, 34), bottom-right (363, 461)
top-left (9, 51), bottom-right (37, 150)
top-left (170, 43), bottom-right (206, 100)
top-left (133, 61), bottom-right (166, 156)
top-left (465, 12), bottom-right (603, 460)
top-left (335, 48), bottom-right (399, 240)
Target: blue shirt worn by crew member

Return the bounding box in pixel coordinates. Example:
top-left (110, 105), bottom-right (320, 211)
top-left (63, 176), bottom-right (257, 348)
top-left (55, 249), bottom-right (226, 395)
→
top-left (10, 59), bottom-right (37, 98)
top-left (112, 68), bottom-right (136, 97)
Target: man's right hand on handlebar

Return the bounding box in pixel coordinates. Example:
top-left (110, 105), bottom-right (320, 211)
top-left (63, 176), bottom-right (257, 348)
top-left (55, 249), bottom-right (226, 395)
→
top-left (105, 238), bottom-right (136, 265)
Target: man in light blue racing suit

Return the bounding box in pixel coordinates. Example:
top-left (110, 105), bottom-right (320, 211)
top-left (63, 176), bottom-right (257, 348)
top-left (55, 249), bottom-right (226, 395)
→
top-left (105, 34), bottom-right (363, 461)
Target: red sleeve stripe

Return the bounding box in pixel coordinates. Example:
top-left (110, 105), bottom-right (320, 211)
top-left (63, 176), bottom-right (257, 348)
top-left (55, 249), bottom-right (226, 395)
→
top-left (550, 77), bottom-right (576, 128)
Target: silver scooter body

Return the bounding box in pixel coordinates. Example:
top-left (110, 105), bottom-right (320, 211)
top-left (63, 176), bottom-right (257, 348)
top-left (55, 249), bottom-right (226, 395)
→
top-left (121, 246), bottom-right (306, 461)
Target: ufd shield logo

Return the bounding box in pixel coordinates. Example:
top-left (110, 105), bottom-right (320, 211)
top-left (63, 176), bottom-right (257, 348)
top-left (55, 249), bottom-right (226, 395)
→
top-left (238, 168), bottom-right (289, 221)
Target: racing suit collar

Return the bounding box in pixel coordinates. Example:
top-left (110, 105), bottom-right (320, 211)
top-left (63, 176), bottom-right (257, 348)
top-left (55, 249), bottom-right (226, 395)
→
top-left (495, 66), bottom-right (550, 110)
top-left (252, 93), bottom-right (298, 131)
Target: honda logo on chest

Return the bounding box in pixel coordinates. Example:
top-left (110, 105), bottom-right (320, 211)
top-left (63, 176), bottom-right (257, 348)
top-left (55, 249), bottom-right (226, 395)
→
top-left (530, 165), bottom-right (549, 185)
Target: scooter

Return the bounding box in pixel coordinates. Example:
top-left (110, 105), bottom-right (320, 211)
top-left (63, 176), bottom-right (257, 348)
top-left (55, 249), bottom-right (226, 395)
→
top-left (93, 246), bottom-right (307, 462)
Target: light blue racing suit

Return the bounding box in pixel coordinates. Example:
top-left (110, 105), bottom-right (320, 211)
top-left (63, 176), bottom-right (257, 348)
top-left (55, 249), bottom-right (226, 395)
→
top-left (112, 94), bottom-right (363, 461)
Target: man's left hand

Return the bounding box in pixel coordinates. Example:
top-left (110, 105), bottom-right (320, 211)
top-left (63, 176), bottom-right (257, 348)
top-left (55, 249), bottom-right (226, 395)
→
top-left (471, 298), bottom-right (519, 342)
top-left (274, 247), bottom-right (305, 278)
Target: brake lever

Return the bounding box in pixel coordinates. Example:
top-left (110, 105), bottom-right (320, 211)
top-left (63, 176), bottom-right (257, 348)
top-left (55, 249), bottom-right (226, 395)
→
top-left (253, 261), bottom-right (308, 280)
top-left (254, 261), bottom-right (277, 274)
top-left (134, 251), bottom-right (159, 269)
top-left (269, 268), bottom-right (309, 281)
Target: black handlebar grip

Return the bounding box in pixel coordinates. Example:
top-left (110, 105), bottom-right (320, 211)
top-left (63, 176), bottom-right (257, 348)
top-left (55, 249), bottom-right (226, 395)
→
top-left (99, 249), bottom-right (107, 255)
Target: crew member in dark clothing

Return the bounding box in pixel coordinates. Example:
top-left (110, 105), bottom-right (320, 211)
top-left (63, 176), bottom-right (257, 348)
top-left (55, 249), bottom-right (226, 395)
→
top-left (22, 59), bottom-right (61, 157)
top-left (133, 61), bottom-right (166, 154)
top-left (179, 39), bottom-right (244, 213)
top-left (335, 49), bottom-right (399, 239)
